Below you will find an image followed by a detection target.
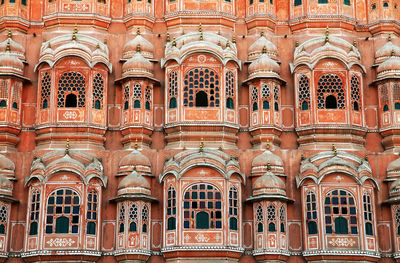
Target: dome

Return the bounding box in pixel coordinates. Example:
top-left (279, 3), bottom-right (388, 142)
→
top-left (0, 38), bottom-right (25, 60)
top-left (0, 52), bottom-right (24, 75)
top-left (389, 179), bottom-right (400, 198)
top-left (0, 174), bottom-right (13, 197)
top-left (251, 149), bottom-right (285, 176)
top-left (0, 154), bottom-right (15, 172)
top-left (252, 171), bottom-right (286, 197)
top-left (377, 56), bottom-right (400, 75)
top-left (123, 34), bottom-right (154, 60)
top-left (118, 149), bottom-right (152, 176)
top-left (117, 170), bottom-right (151, 196)
top-left (248, 53), bottom-right (280, 77)
top-left (122, 52), bottom-right (154, 78)
top-left (387, 156), bottom-right (400, 178)
top-left (376, 40), bottom-right (400, 61)
top-left (248, 33), bottom-right (278, 61)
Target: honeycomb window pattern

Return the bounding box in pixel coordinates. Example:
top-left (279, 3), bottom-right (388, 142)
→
top-left (57, 72), bottom-right (86, 108)
top-left (183, 68), bottom-right (220, 107)
top-left (133, 83), bottom-right (142, 99)
top-left (317, 74), bottom-right (345, 109)
top-left (123, 85), bottom-right (130, 110)
top-left (396, 207), bottom-right (400, 235)
top-left (324, 189), bottom-right (358, 235)
top-left (251, 86), bottom-right (259, 102)
top-left (45, 189), bottom-right (80, 234)
top-left (256, 205), bottom-right (263, 232)
top-left (273, 86), bottom-right (279, 101)
top-left (350, 75), bottom-right (360, 111)
top-left (261, 84), bottom-right (270, 99)
top-left (183, 183), bottom-right (222, 229)
top-left (267, 204), bottom-right (277, 232)
top-left (225, 71), bottom-right (235, 98)
top-left (279, 205), bottom-right (286, 233)
top-left (128, 203), bottom-right (138, 232)
top-left (41, 72), bottom-right (51, 109)
top-left (145, 86), bottom-right (151, 110)
top-left (381, 85), bottom-right (389, 104)
top-left (0, 206), bottom-right (6, 224)
top-left (92, 73), bottom-right (104, 109)
top-left (393, 84), bottom-right (400, 105)
top-left (12, 83), bottom-right (21, 110)
top-left (298, 75), bottom-right (310, 106)
top-left (142, 205), bottom-right (149, 233)
top-left (168, 71), bottom-right (178, 98)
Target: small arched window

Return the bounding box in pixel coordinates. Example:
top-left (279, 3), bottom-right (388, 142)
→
top-left (168, 71), bottom-right (178, 109)
top-left (267, 204), bottom-right (276, 232)
top-left (262, 84), bottom-right (270, 109)
top-left (134, 100), bottom-right (141, 108)
top-left (129, 203), bottom-right (138, 232)
top-left (29, 190), bottom-right (40, 236)
top-left (86, 191), bottom-right (98, 235)
top-left (123, 85), bottom-right (130, 110)
top-left (183, 183), bottom-right (222, 229)
top-left (145, 86), bottom-right (151, 110)
top-left (46, 189), bottom-right (80, 234)
top-left (92, 73), bottom-right (104, 109)
top-left (273, 86), bottom-right (280, 111)
top-left (294, 0), bottom-right (302, 5)
top-left (225, 71), bottom-right (235, 109)
top-left (298, 75), bottom-right (310, 111)
top-left (167, 186), bottom-right (177, 231)
top-left (251, 86), bottom-right (259, 111)
top-left (65, 93), bottom-right (77, 107)
top-left (279, 206), bottom-right (286, 233)
top-left (325, 95), bottom-right (337, 109)
top-left (351, 75), bottom-right (360, 111)
top-left (324, 189), bottom-right (357, 235)
top-left (229, 186), bottom-right (239, 231)
top-left (41, 72), bottom-right (51, 109)
top-left (119, 204), bottom-right (126, 233)
top-left (0, 100), bottom-right (6, 108)
top-left (0, 205), bottom-right (7, 235)
top-left (306, 191), bottom-right (318, 235)
top-left (57, 72), bottom-right (86, 108)
top-left (142, 205), bottom-right (149, 233)
top-left (195, 91), bottom-right (208, 107)
top-left (256, 205), bottom-right (264, 232)
top-left (184, 68), bottom-right (220, 107)
top-left (363, 192), bottom-right (373, 236)
top-left (317, 74), bottom-right (345, 109)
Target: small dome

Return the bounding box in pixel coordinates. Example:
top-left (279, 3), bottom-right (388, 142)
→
top-left (387, 156), bottom-right (400, 178)
top-left (118, 149), bottom-right (152, 176)
top-left (248, 53), bottom-right (280, 77)
top-left (117, 170), bottom-right (151, 196)
top-left (0, 155), bottom-right (15, 172)
top-left (122, 52), bottom-right (154, 78)
top-left (248, 34), bottom-right (278, 61)
top-left (390, 179), bottom-right (400, 198)
top-left (376, 40), bottom-right (400, 60)
top-left (0, 52), bottom-right (24, 75)
top-left (123, 35), bottom-right (154, 60)
top-left (252, 171), bottom-right (286, 197)
top-left (0, 38), bottom-right (25, 60)
top-left (377, 56), bottom-right (400, 75)
top-left (251, 149), bottom-right (284, 176)
top-left (0, 174), bottom-right (13, 197)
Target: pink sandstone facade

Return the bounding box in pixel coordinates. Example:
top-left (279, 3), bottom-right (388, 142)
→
top-left (2, 0), bottom-right (400, 262)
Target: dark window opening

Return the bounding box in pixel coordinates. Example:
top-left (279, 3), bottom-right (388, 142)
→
top-left (134, 100), bottom-right (141, 109)
top-left (94, 100), bottom-right (101, 110)
top-left (196, 211), bottom-right (209, 229)
top-left (169, 97), bottom-right (177, 109)
top-left (383, 2), bottom-right (389, 7)
top-left (0, 224), bottom-right (4, 235)
top-left (129, 222), bottom-right (137, 232)
top-left (294, 0), bottom-right (302, 6)
top-left (365, 222), bottom-right (373, 236)
top-left (263, 101), bottom-right (270, 109)
top-left (142, 223), bottom-right (147, 233)
top-left (119, 223), bottom-right (124, 233)
top-left (12, 102), bottom-right (18, 109)
top-left (0, 100), bottom-right (6, 108)
top-left (87, 222), bottom-right (96, 235)
top-left (253, 102), bottom-right (258, 111)
top-left (145, 101), bottom-right (150, 110)
top-left (372, 4), bottom-right (376, 9)
top-left (334, 216), bottom-right (348, 234)
top-left (257, 222), bottom-right (263, 232)
top-left (65, 94), bottom-right (77, 108)
top-left (124, 101), bottom-right (129, 110)
top-left (383, 104), bottom-right (389, 112)
top-left (308, 221), bottom-right (318, 234)
top-left (353, 101), bottom-right (359, 111)
top-left (398, 225), bottom-right (400, 235)
top-left (344, 0), bottom-right (350, 5)
top-left (325, 95), bottom-right (337, 109)
top-left (395, 102), bottom-right (400, 110)
top-left (302, 101), bottom-right (309, 110)
top-left (195, 91), bottom-right (208, 107)
top-left (280, 222), bottom-right (285, 233)
top-left (250, 0), bottom-right (253, 4)
top-left (167, 217), bottom-right (176, 230)
top-left (10, 0), bottom-right (15, 3)
top-left (22, 0), bottom-right (26, 5)
top-left (29, 222), bottom-right (38, 235)
top-left (55, 216), bottom-right (69, 234)
top-left (229, 217), bottom-right (237, 230)
top-left (268, 222), bottom-right (276, 232)
top-left (43, 99), bottom-right (48, 109)
top-left (226, 98), bottom-right (234, 109)
top-left (274, 102), bottom-right (279, 111)
top-left (318, 0), bottom-right (328, 3)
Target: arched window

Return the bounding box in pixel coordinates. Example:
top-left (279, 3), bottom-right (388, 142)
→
top-left (123, 85), bottom-right (130, 110)
top-left (225, 71), bottom-right (235, 109)
top-left (267, 204), bottom-right (276, 232)
top-left (45, 189), bottom-right (80, 234)
top-left (86, 191), bottom-right (98, 235)
top-left (183, 183), bottom-right (222, 229)
top-left (167, 186), bottom-right (177, 230)
top-left (92, 73), bottom-right (104, 110)
top-left (0, 81), bottom-right (7, 109)
top-left (274, 86), bottom-right (280, 111)
top-left (133, 83), bottom-right (142, 109)
top-left (395, 207), bottom-right (400, 235)
top-left (262, 84), bottom-right (270, 109)
top-left (29, 190), bottom-right (40, 235)
top-left (142, 205), bottom-right (149, 233)
top-left (298, 75), bottom-right (310, 111)
top-left (351, 75), bottom-right (360, 111)
top-left (168, 71), bottom-right (178, 109)
top-left (229, 186), bottom-right (238, 231)
top-left (57, 72), bottom-right (86, 108)
top-left (324, 189), bottom-right (357, 235)
top-left (279, 205), bottom-right (286, 233)
top-left (0, 205), bottom-right (7, 235)
top-left (256, 205), bottom-right (264, 232)
top-left (306, 191), bottom-right (318, 234)
top-left (12, 82), bottom-right (21, 110)
top-left (145, 86), bottom-right (151, 110)
top-left (119, 204), bottom-right (126, 233)
top-left (317, 74), bottom-right (345, 109)
top-left (294, 0), bottom-right (302, 6)
top-left (41, 72), bottom-right (51, 109)
top-left (128, 203), bottom-right (138, 232)
top-left (363, 192), bottom-right (373, 236)
top-left (183, 68), bottom-right (220, 107)
top-left (0, 100), bottom-right (6, 108)
top-left (251, 86), bottom-right (258, 112)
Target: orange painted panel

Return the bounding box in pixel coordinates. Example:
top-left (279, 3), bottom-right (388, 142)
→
top-left (27, 237), bottom-right (38, 251)
top-left (166, 232), bottom-right (175, 246)
top-left (352, 111), bottom-right (361, 125)
top-left (317, 110), bottom-right (346, 123)
top-left (300, 111), bottom-right (310, 126)
top-left (262, 110), bottom-right (270, 124)
top-left (0, 109), bottom-right (6, 122)
top-left (43, 236), bottom-right (79, 249)
top-left (182, 231), bottom-right (223, 245)
top-left (308, 236), bottom-right (318, 250)
top-left (57, 109), bottom-right (85, 122)
top-left (326, 236), bottom-right (359, 249)
top-left (184, 109), bottom-right (220, 121)
top-left (127, 233), bottom-right (140, 248)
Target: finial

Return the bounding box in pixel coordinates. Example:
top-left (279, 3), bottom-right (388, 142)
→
top-left (267, 162), bottom-right (271, 171)
top-left (365, 155), bottom-right (368, 161)
top-left (218, 146), bottom-right (223, 151)
top-left (295, 40), bottom-right (299, 47)
top-left (182, 29), bottom-right (185, 35)
top-left (218, 30), bottom-right (221, 35)
top-left (183, 145), bottom-right (186, 150)
top-left (73, 25), bottom-right (78, 34)
top-left (65, 139), bottom-right (70, 154)
top-left (232, 35), bottom-right (236, 44)
top-left (172, 37), bottom-right (176, 47)
top-left (389, 34), bottom-right (392, 42)
top-left (96, 42), bottom-right (100, 49)
top-left (72, 29), bottom-right (77, 41)
top-left (134, 138), bottom-right (138, 150)
top-left (226, 41), bottom-right (230, 48)
top-left (103, 39), bottom-right (107, 45)
top-left (218, 40), bottom-right (221, 46)
top-left (199, 23), bottom-right (202, 32)
top-left (5, 40), bottom-right (10, 52)
top-left (353, 40), bottom-right (357, 47)
top-left (134, 165), bottom-right (137, 171)
top-left (301, 153), bottom-right (305, 161)
top-left (266, 139), bottom-right (270, 150)
top-left (332, 144), bottom-right (337, 156)
top-left (392, 49), bottom-right (395, 56)
top-left (48, 42), bottom-right (51, 49)
top-left (7, 30), bottom-right (11, 39)
top-left (260, 31), bottom-right (264, 37)
top-left (262, 46), bottom-right (267, 54)
top-left (200, 32), bottom-right (203, 41)
top-left (325, 26), bottom-right (329, 43)
top-left (199, 138), bottom-right (204, 152)
top-left (137, 28), bottom-right (141, 35)
top-left (166, 32), bottom-right (170, 42)
top-left (137, 44), bottom-right (141, 53)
